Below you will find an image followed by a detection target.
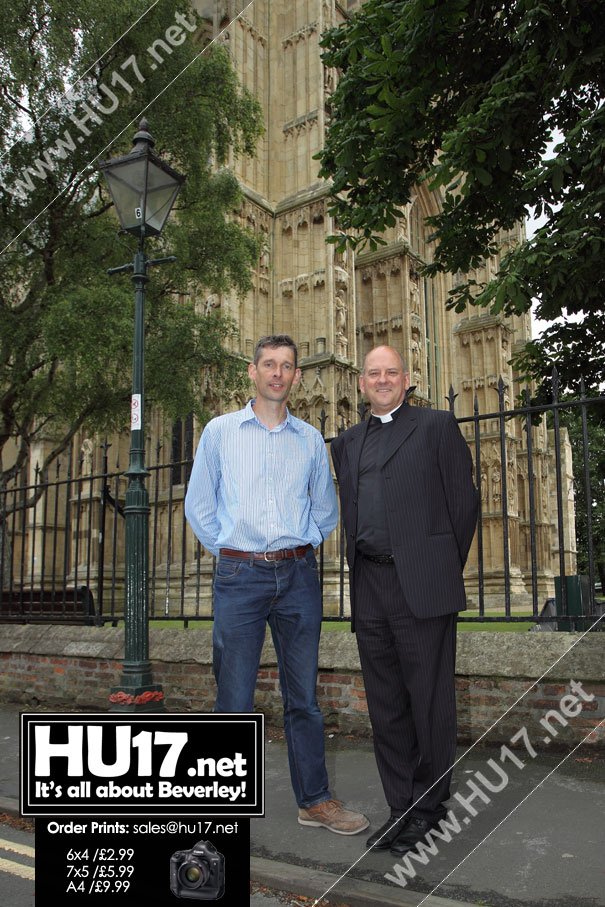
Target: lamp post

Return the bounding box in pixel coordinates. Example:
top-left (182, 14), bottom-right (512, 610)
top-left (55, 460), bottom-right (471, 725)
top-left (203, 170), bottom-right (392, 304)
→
top-left (99, 119), bottom-right (184, 712)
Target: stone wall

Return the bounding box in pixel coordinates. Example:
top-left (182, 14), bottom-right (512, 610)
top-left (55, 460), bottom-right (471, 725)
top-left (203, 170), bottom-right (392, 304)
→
top-left (0, 626), bottom-right (603, 749)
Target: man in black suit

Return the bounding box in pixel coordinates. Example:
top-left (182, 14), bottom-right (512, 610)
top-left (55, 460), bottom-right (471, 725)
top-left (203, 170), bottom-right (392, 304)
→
top-left (331, 345), bottom-right (478, 855)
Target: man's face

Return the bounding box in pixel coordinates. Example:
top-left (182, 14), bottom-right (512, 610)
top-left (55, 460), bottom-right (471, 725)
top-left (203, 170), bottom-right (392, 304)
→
top-left (248, 345), bottom-right (301, 404)
top-left (359, 347), bottom-right (410, 415)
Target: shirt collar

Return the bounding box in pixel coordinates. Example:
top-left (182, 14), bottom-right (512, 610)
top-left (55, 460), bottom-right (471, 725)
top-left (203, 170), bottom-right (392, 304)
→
top-left (242, 399), bottom-right (302, 432)
top-left (370, 403), bottom-right (404, 424)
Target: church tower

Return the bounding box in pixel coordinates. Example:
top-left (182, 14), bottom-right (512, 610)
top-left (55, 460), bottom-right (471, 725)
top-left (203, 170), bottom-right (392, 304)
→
top-left (193, 0), bottom-right (570, 611)
top-left (27, 1), bottom-right (569, 616)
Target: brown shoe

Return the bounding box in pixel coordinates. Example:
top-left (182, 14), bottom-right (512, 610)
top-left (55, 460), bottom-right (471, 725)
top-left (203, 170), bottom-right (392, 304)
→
top-left (298, 798), bottom-right (369, 835)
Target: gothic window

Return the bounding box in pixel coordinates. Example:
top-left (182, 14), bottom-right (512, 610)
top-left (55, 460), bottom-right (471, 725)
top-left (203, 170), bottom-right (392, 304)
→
top-left (424, 275), bottom-right (441, 404)
top-left (410, 203), bottom-right (427, 261)
top-left (171, 413), bottom-right (194, 486)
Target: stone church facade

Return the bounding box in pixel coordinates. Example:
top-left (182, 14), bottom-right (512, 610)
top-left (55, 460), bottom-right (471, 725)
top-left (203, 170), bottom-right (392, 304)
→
top-left (181, 0), bottom-right (573, 610)
top-left (15, 0), bottom-right (574, 615)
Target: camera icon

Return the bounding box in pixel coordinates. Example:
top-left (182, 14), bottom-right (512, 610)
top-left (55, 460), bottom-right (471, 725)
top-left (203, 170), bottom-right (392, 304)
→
top-left (170, 840), bottom-right (225, 900)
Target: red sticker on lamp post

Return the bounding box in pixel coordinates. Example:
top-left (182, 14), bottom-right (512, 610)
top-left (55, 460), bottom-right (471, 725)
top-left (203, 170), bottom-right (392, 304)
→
top-left (130, 394), bottom-right (141, 430)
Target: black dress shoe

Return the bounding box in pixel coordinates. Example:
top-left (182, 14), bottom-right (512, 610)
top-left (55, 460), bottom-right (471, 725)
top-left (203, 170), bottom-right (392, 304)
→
top-left (390, 815), bottom-right (437, 856)
top-left (366, 814), bottom-right (410, 850)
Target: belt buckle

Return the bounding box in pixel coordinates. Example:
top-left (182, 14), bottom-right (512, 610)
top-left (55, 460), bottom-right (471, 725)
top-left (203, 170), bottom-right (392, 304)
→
top-left (264, 550), bottom-right (275, 561)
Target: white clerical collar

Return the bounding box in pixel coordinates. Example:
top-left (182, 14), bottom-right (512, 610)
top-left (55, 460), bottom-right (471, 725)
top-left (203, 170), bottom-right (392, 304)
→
top-left (371, 404), bottom-right (403, 423)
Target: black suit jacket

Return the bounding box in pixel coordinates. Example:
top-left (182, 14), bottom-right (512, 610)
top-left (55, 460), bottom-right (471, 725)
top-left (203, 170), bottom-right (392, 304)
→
top-left (331, 403), bottom-right (478, 628)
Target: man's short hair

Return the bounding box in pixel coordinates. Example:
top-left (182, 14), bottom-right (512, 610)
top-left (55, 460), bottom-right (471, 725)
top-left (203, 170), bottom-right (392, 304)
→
top-left (254, 335), bottom-right (298, 368)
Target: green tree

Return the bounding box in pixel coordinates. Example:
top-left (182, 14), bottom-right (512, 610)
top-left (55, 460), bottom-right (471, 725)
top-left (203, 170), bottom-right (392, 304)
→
top-left (561, 401), bottom-right (605, 594)
top-left (317, 0), bottom-right (605, 391)
top-left (0, 0), bottom-right (263, 502)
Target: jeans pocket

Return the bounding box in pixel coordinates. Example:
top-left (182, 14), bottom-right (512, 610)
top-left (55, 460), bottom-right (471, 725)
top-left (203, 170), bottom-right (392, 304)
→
top-left (300, 551), bottom-right (319, 573)
top-left (215, 558), bottom-right (244, 579)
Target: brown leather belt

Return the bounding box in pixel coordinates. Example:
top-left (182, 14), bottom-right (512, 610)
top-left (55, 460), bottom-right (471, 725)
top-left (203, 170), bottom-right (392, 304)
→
top-left (219, 544), bottom-right (312, 562)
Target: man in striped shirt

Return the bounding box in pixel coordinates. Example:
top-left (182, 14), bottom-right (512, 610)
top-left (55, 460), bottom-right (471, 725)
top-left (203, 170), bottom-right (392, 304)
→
top-left (185, 334), bottom-right (368, 836)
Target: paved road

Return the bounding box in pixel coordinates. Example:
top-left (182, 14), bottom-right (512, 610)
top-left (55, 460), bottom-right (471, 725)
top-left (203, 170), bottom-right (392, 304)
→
top-left (0, 821), bottom-right (35, 907)
top-left (251, 734), bottom-right (605, 907)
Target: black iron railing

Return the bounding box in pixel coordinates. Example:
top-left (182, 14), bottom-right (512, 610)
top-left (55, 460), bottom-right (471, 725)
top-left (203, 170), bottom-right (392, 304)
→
top-left (1, 374), bottom-right (604, 630)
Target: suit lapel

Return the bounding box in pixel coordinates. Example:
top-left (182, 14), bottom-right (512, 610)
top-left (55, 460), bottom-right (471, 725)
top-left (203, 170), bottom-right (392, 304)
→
top-left (378, 403), bottom-right (418, 468)
top-left (343, 421), bottom-right (369, 489)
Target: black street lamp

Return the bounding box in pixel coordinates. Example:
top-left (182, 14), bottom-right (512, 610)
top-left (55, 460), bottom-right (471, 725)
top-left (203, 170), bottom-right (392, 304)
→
top-left (99, 119), bottom-right (184, 712)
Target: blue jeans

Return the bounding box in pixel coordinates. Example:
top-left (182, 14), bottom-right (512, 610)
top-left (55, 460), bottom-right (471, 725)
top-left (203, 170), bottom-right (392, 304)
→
top-left (212, 549), bottom-right (330, 809)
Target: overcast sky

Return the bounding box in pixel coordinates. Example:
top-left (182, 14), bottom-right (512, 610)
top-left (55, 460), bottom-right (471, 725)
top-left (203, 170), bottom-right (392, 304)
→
top-left (525, 131), bottom-right (564, 340)
top-left (525, 210), bottom-right (557, 339)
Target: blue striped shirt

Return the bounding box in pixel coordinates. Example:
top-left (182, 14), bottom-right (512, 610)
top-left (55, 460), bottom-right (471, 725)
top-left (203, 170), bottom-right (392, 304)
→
top-left (184, 400), bottom-right (339, 555)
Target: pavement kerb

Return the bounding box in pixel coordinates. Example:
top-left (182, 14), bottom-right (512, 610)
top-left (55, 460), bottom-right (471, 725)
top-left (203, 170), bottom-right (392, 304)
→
top-left (0, 795), bottom-right (19, 817)
top-left (250, 855), bottom-right (483, 907)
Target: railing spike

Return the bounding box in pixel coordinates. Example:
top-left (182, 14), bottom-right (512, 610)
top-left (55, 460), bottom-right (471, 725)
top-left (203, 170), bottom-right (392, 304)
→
top-left (446, 385), bottom-right (458, 412)
top-left (551, 366), bottom-right (559, 402)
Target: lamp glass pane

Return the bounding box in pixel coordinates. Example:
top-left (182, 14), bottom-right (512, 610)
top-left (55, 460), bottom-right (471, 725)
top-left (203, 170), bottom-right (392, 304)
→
top-left (144, 163), bottom-right (182, 234)
top-left (103, 157), bottom-right (149, 233)
top-left (103, 154), bottom-right (182, 235)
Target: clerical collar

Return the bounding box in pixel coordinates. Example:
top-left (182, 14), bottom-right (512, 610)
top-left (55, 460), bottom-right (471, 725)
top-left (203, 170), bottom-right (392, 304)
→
top-left (370, 403), bottom-right (403, 424)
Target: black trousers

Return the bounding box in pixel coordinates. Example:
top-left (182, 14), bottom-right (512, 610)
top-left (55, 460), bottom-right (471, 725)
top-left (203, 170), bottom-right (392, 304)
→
top-left (354, 557), bottom-right (457, 821)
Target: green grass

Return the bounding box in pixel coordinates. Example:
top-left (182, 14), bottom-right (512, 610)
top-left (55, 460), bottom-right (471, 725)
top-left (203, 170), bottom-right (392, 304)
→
top-left (457, 619), bottom-right (534, 632)
top-left (112, 616), bottom-right (536, 633)
top-left (322, 611), bottom-right (534, 633)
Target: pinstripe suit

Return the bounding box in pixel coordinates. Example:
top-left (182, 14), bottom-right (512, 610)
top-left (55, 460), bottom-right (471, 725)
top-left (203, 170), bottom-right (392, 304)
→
top-left (331, 402), bottom-right (478, 819)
